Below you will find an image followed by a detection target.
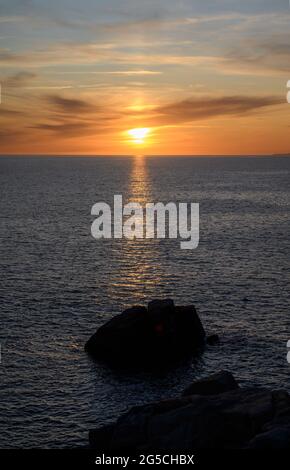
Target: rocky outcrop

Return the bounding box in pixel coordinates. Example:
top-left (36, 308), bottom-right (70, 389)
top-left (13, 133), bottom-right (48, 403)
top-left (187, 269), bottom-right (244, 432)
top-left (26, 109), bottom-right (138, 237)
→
top-left (89, 372), bottom-right (290, 450)
top-left (85, 299), bottom-right (206, 367)
top-left (182, 370), bottom-right (239, 396)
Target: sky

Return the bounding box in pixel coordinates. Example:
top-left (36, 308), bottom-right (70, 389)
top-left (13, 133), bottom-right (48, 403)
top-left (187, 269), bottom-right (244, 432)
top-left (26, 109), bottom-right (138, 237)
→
top-left (0, 0), bottom-right (289, 155)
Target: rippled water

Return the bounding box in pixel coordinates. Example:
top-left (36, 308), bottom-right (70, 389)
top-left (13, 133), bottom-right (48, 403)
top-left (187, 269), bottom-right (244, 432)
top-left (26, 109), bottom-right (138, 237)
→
top-left (0, 155), bottom-right (289, 448)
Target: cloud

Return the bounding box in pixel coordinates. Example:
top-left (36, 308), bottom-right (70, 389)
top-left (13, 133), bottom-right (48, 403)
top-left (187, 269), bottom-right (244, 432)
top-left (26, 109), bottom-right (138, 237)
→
top-left (0, 44), bottom-right (212, 67)
top-left (151, 95), bottom-right (283, 125)
top-left (29, 93), bottom-right (122, 138)
top-left (0, 127), bottom-right (23, 142)
top-left (0, 8), bottom-right (287, 79)
top-left (32, 122), bottom-right (94, 137)
top-left (0, 107), bottom-right (23, 116)
top-left (97, 70), bottom-right (162, 76)
top-left (51, 69), bottom-right (162, 76)
top-left (32, 119), bottom-right (119, 138)
top-left (0, 37), bottom-right (288, 78)
top-left (46, 94), bottom-right (97, 114)
top-left (0, 15), bottom-right (27, 23)
top-left (4, 71), bottom-right (37, 87)
top-left (101, 11), bottom-right (252, 34)
top-left (221, 36), bottom-right (290, 75)
top-left (0, 49), bottom-right (21, 63)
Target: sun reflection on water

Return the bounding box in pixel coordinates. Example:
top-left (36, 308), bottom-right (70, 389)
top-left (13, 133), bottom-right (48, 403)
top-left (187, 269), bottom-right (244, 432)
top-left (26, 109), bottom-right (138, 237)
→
top-left (106, 156), bottom-right (164, 304)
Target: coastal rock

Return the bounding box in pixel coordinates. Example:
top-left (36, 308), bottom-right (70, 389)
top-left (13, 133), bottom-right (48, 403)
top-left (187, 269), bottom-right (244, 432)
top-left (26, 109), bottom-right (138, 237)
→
top-left (85, 299), bottom-right (205, 367)
top-left (182, 371), bottom-right (239, 397)
top-left (89, 373), bottom-right (290, 450)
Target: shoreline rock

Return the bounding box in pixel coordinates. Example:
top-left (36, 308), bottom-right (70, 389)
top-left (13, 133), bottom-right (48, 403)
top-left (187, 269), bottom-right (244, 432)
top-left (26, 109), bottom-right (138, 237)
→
top-left (89, 371), bottom-right (290, 450)
top-left (182, 370), bottom-right (239, 397)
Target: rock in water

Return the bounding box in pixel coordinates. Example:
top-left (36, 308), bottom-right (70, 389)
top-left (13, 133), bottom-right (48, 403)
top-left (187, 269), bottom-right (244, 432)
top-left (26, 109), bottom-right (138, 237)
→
top-left (84, 305), bottom-right (148, 363)
top-left (85, 299), bottom-right (205, 367)
top-left (89, 373), bottom-right (290, 450)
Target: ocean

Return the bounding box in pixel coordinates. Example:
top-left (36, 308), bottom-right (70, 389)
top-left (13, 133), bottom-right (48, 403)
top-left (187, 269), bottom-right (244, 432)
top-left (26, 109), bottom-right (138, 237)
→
top-left (0, 155), bottom-right (289, 448)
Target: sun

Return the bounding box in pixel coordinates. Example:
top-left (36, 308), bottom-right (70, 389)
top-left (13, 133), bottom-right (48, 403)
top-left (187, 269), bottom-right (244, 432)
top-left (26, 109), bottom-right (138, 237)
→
top-left (127, 127), bottom-right (150, 145)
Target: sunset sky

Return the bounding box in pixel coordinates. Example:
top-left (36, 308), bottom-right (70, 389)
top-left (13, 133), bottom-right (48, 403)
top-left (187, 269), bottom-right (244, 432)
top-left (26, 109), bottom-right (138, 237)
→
top-left (0, 0), bottom-right (289, 155)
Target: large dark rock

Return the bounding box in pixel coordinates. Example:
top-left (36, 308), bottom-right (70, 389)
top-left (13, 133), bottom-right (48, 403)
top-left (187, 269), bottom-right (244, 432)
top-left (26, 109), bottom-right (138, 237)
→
top-left (89, 373), bottom-right (290, 450)
top-left (182, 371), bottom-right (239, 397)
top-left (85, 306), bottom-right (148, 362)
top-left (85, 299), bottom-right (206, 367)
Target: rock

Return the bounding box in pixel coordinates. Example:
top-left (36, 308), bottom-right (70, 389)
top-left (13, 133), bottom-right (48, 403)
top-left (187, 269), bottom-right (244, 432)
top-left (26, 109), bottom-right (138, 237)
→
top-left (247, 424), bottom-right (290, 449)
top-left (85, 299), bottom-right (205, 367)
top-left (89, 375), bottom-right (290, 450)
top-left (148, 299), bottom-right (175, 316)
top-left (247, 391), bottom-right (290, 448)
top-left (89, 424), bottom-right (115, 450)
top-left (84, 306), bottom-right (148, 363)
top-left (182, 371), bottom-right (239, 397)
top-left (206, 334), bottom-right (220, 345)
top-left (175, 306), bottom-right (205, 348)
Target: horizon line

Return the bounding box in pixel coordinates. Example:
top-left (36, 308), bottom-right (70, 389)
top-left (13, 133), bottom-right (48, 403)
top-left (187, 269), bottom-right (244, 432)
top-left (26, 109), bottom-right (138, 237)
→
top-left (0, 153), bottom-right (289, 158)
